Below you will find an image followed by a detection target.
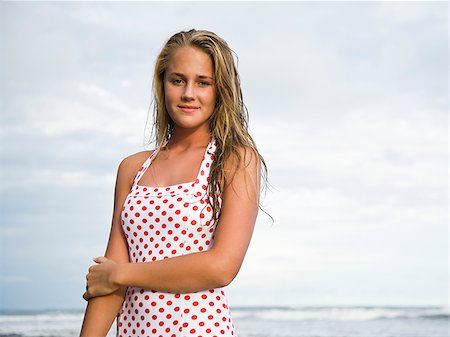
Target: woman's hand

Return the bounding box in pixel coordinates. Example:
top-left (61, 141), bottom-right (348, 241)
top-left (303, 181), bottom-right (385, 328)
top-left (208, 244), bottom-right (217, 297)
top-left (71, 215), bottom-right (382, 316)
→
top-left (83, 256), bottom-right (121, 301)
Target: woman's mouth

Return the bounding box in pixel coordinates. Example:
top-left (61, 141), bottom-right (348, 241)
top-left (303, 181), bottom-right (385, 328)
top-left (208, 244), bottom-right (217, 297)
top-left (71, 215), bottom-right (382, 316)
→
top-left (178, 105), bottom-right (199, 113)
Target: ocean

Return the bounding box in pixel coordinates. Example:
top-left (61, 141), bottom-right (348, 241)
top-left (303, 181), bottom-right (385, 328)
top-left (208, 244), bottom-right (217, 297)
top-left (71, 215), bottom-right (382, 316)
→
top-left (0, 306), bottom-right (448, 337)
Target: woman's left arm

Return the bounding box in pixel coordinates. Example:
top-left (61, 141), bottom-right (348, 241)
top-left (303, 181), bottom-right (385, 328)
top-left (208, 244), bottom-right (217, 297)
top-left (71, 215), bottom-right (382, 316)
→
top-left (84, 147), bottom-right (260, 298)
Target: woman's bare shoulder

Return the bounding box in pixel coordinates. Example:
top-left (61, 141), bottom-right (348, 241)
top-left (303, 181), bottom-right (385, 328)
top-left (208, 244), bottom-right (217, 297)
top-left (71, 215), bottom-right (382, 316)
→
top-left (224, 145), bottom-right (258, 172)
top-left (121, 150), bottom-right (154, 166)
top-left (117, 150), bottom-right (155, 185)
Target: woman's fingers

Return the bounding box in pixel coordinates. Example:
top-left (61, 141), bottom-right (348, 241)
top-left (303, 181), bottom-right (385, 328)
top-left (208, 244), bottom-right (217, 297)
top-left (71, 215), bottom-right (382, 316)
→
top-left (93, 256), bottom-right (108, 264)
top-left (84, 277), bottom-right (92, 301)
top-left (82, 291), bottom-right (90, 301)
top-left (83, 256), bottom-right (119, 300)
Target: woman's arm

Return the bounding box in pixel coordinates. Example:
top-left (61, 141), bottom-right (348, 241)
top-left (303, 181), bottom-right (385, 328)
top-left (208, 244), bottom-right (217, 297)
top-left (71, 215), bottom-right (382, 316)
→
top-left (84, 146), bottom-right (260, 296)
top-left (79, 157), bottom-right (136, 336)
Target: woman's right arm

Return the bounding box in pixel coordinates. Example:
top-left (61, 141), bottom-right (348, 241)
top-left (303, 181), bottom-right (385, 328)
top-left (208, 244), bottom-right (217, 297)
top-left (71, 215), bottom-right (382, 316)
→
top-left (79, 156), bottom-right (137, 337)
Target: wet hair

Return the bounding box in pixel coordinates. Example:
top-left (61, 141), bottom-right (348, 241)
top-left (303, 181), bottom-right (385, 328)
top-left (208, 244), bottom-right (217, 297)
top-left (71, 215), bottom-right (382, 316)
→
top-left (149, 28), bottom-right (269, 224)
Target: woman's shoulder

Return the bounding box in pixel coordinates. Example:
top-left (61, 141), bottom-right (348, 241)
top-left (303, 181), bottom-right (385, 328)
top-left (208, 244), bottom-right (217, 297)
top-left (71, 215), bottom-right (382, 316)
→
top-left (117, 150), bottom-right (155, 185)
top-left (223, 145), bottom-right (260, 184)
top-left (120, 150), bottom-right (154, 167)
top-left (225, 145), bottom-right (259, 170)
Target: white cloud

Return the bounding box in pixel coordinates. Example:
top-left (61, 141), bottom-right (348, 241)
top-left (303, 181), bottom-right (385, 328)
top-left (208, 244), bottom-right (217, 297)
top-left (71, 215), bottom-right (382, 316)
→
top-left (1, 1), bottom-right (447, 309)
top-left (375, 1), bottom-right (445, 24)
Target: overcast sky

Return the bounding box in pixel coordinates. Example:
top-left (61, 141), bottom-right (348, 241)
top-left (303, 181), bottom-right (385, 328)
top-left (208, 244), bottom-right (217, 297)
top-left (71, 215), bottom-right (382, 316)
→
top-left (0, 1), bottom-right (447, 311)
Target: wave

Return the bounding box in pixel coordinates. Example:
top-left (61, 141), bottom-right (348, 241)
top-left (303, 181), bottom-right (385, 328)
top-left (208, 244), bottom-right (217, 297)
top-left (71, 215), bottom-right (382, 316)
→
top-left (0, 307), bottom-right (448, 337)
top-left (1, 306), bottom-right (448, 323)
top-left (231, 306), bottom-right (450, 321)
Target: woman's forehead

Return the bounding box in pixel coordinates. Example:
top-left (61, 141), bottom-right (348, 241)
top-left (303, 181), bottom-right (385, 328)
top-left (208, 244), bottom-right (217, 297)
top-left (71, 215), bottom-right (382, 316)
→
top-left (167, 46), bottom-right (214, 76)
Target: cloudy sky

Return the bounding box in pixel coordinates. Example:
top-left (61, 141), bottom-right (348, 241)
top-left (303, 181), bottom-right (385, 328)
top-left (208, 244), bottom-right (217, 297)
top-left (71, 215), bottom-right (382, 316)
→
top-left (1, 1), bottom-right (447, 311)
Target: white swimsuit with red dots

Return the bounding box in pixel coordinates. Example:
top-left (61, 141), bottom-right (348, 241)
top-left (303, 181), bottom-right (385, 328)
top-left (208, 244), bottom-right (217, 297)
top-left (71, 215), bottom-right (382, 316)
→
top-left (116, 137), bottom-right (236, 337)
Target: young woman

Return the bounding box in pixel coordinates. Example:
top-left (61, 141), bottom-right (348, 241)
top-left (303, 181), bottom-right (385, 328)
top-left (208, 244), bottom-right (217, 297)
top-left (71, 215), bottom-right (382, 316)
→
top-left (80, 29), bottom-right (268, 337)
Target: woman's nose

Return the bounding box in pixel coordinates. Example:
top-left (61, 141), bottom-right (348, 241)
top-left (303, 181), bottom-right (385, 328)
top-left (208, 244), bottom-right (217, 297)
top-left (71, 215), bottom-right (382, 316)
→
top-left (181, 82), bottom-right (195, 101)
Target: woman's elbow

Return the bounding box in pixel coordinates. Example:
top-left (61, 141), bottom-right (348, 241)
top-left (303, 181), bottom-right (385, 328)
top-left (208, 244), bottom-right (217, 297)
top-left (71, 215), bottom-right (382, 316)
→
top-left (215, 259), bottom-right (240, 288)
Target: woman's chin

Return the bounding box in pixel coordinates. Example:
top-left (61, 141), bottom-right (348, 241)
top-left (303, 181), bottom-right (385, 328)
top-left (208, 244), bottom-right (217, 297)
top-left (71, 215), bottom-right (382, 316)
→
top-left (172, 120), bottom-right (209, 132)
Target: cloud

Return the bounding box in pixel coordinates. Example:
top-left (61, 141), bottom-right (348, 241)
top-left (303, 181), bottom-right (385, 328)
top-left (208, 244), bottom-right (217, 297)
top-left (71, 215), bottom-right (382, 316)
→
top-left (1, 1), bottom-right (447, 309)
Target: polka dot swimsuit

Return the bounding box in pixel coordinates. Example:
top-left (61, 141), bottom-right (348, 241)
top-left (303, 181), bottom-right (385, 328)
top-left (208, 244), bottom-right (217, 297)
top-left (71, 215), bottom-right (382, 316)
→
top-left (117, 137), bottom-right (237, 337)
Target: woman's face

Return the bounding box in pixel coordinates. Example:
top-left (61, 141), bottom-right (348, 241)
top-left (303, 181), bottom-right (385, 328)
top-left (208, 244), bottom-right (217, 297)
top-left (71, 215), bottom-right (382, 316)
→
top-left (164, 46), bottom-right (216, 134)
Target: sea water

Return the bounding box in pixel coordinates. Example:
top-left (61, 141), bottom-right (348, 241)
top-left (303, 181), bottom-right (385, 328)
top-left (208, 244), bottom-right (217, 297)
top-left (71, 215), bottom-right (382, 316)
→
top-left (0, 306), bottom-right (448, 337)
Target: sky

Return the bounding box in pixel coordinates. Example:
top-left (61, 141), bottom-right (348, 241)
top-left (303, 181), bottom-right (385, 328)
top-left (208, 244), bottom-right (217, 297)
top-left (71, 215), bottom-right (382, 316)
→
top-left (0, 1), bottom-right (448, 311)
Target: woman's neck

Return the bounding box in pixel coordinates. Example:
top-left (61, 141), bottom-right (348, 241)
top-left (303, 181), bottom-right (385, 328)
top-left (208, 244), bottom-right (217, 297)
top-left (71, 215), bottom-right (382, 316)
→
top-left (167, 127), bottom-right (211, 151)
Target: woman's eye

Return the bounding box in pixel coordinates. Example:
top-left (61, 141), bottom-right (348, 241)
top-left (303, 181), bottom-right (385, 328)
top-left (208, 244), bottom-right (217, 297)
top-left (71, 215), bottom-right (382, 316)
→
top-left (172, 79), bottom-right (183, 85)
top-left (199, 81), bottom-right (210, 87)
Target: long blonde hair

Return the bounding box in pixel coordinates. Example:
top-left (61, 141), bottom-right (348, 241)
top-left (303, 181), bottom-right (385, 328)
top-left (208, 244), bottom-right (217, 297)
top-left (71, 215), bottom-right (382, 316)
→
top-left (150, 29), bottom-right (269, 223)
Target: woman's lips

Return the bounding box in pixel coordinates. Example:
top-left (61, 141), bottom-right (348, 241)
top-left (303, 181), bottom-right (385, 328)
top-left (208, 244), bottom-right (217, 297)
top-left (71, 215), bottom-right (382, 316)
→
top-left (178, 105), bottom-right (199, 113)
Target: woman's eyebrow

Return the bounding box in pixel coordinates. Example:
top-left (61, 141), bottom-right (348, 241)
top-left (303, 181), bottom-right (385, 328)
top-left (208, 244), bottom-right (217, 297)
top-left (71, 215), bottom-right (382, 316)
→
top-left (168, 72), bottom-right (185, 78)
top-left (168, 72), bottom-right (214, 80)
